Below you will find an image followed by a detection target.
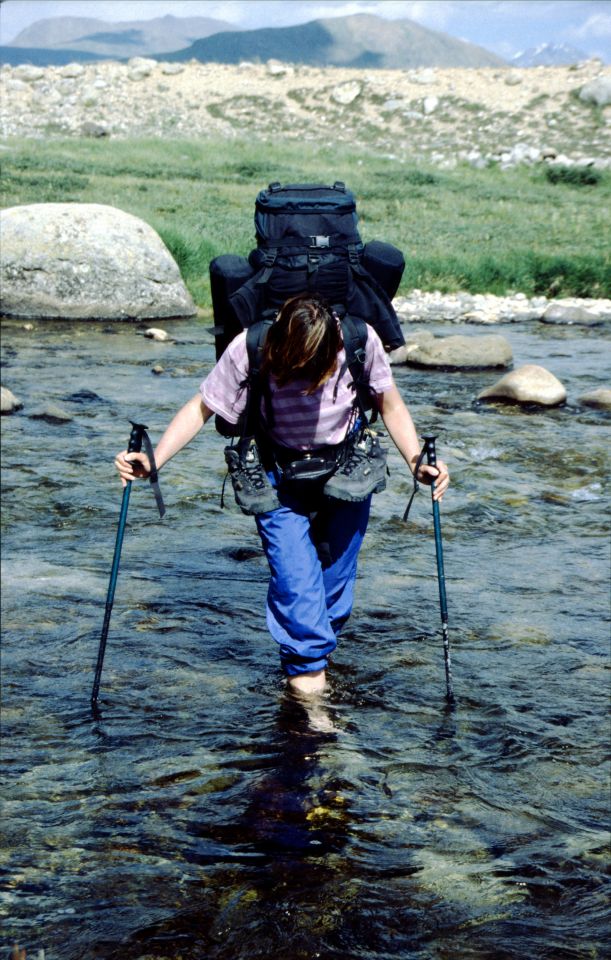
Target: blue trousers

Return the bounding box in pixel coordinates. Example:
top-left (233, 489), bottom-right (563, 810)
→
top-left (256, 481), bottom-right (371, 676)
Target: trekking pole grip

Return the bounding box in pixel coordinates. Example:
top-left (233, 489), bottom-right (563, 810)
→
top-left (127, 421), bottom-right (147, 458)
top-left (423, 434), bottom-right (438, 473)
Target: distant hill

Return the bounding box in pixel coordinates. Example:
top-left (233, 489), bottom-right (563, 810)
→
top-left (0, 45), bottom-right (109, 67)
top-left (512, 43), bottom-right (588, 67)
top-left (160, 14), bottom-right (507, 69)
top-left (5, 13), bottom-right (238, 60)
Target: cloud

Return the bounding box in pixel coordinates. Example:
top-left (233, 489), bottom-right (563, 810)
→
top-left (573, 11), bottom-right (611, 40)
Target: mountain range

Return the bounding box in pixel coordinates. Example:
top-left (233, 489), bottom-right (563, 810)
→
top-left (2, 12), bottom-right (506, 69)
top-left (4, 13), bottom-right (238, 58)
top-left (160, 14), bottom-right (506, 69)
top-left (511, 43), bottom-right (589, 67)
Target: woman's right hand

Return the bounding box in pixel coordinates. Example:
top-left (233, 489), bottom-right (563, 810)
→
top-left (114, 449), bottom-right (151, 487)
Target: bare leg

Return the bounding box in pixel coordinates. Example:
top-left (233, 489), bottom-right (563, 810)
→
top-left (288, 669), bottom-right (326, 696)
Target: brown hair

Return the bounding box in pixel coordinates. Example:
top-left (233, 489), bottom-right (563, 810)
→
top-left (261, 294), bottom-right (341, 394)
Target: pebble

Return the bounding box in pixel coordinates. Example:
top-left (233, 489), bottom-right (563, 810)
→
top-left (393, 291), bottom-right (611, 325)
top-left (144, 327), bottom-right (170, 341)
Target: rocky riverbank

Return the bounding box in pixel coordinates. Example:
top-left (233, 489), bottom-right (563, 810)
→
top-left (393, 290), bottom-right (611, 325)
top-left (1, 57), bottom-right (609, 168)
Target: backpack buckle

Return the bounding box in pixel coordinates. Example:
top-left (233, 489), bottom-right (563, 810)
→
top-left (310, 235), bottom-right (330, 248)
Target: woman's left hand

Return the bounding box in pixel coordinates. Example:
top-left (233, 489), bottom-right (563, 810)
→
top-left (416, 459), bottom-right (450, 501)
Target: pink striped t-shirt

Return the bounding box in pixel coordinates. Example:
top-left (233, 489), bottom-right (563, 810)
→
top-left (200, 324), bottom-right (393, 449)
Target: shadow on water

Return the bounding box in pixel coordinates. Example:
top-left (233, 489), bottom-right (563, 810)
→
top-left (99, 694), bottom-right (353, 959)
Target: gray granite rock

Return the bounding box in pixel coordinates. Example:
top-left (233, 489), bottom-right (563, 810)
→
top-left (1, 386), bottom-right (23, 414)
top-left (578, 388), bottom-right (611, 410)
top-left (478, 365), bottom-right (567, 406)
top-left (0, 203), bottom-right (196, 321)
top-left (405, 333), bottom-right (513, 369)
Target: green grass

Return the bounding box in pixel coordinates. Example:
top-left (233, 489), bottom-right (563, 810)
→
top-left (545, 164), bottom-right (603, 187)
top-left (1, 136), bottom-right (609, 306)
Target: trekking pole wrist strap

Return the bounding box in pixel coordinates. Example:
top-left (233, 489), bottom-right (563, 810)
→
top-left (129, 421), bottom-right (166, 519)
top-left (402, 443), bottom-right (429, 521)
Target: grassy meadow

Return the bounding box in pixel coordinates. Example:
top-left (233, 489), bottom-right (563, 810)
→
top-left (1, 136), bottom-right (609, 308)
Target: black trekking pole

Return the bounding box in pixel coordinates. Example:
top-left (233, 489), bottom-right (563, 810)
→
top-left (91, 421), bottom-right (164, 707)
top-left (422, 435), bottom-right (455, 704)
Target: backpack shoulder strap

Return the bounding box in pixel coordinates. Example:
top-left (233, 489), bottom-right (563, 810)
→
top-left (338, 311), bottom-right (376, 424)
top-left (242, 314), bottom-right (274, 438)
top-left (245, 315), bottom-right (273, 376)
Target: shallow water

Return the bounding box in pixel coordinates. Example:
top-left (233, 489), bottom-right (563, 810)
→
top-left (1, 317), bottom-right (609, 960)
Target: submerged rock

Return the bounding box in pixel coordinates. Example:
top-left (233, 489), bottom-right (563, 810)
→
top-left (1, 386), bottom-right (22, 414)
top-left (478, 364), bottom-right (567, 406)
top-left (28, 402), bottom-right (73, 423)
top-left (578, 388), bottom-right (611, 410)
top-left (404, 333), bottom-right (512, 369)
top-left (0, 203), bottom-right (196, 321)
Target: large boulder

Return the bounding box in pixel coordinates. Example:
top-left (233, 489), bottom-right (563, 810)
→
top-left (0, 203), bottom-right (196, 321)
top-left (403, 333), bottom-right (512, 369)
top-left (478, 365), bottom-right (567, 407)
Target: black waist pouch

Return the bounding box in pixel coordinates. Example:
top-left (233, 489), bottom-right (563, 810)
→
top-left (273, 445), bottom-right (342, 484)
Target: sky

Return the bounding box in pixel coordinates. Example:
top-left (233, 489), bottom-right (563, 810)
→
top-left (0, 0), bottom-right (610, 61)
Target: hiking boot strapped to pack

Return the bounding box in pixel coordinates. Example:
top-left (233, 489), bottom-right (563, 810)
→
top-left (224, 437), bottom-right (279, 516)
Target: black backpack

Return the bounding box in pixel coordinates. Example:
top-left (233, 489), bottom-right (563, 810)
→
top-left (209, 181), bottom-right (406, 437)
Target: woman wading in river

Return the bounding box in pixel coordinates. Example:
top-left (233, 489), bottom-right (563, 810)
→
top-left (115, 294), bottom-right (449, 696)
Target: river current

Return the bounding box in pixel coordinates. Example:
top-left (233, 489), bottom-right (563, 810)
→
top-left (1, 316), bottom-right (609, 959)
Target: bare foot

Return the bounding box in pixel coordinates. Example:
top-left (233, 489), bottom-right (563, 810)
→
top-left (288, 669), bottom-right (326, 696)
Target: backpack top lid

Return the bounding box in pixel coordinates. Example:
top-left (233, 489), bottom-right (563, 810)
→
top-left (254, 182), bottom-right (360, 244)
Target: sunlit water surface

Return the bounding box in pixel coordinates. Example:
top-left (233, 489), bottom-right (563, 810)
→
top-left (1, 317), bottom-right (609, 959)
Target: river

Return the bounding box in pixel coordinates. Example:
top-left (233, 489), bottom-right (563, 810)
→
top-left (1, 316), bottom-right (609, 959)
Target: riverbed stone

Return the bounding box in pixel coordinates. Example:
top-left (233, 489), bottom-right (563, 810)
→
top-left (578, 388), bottom-right (611, 410)
top-left (144, 327), bottom-right (170, 341)
top-left (478, 364), bottom-right (567, 406)
top-left (1, 387), bottom-right (23, 413)
top-left (405, 334), bottom-right (513, 369)
top-left (28, 402), bottom-right (73, 423)
top-left (541, 303), bottom-right (602, 325)
top-left (389, 330), bottom-right (434, 364)
top-left (0, 203), bottom-right (196, 321)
